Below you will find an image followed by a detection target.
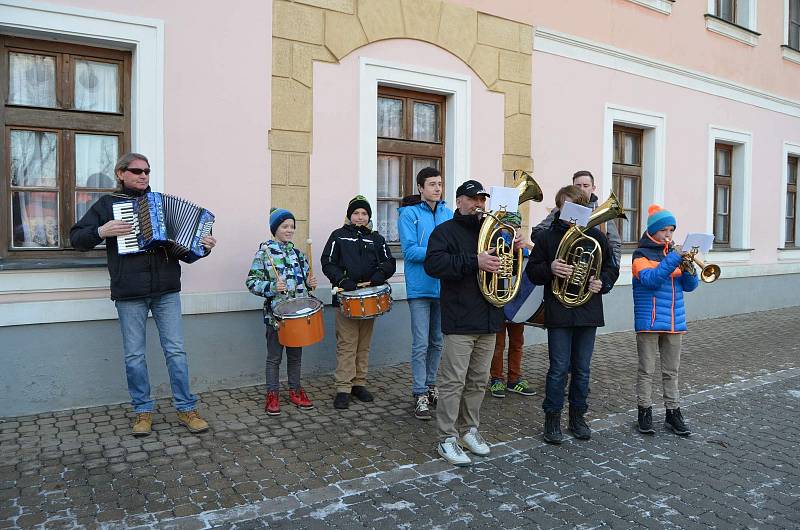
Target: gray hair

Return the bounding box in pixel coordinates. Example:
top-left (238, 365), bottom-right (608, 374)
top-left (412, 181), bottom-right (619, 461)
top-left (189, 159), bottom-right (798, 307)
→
top-left (114, 152), bottom-right (150, 174)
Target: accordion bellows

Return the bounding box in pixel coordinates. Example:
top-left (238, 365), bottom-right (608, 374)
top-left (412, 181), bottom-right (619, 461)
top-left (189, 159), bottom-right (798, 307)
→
top-left (113, 192), bottom-right (215, 263)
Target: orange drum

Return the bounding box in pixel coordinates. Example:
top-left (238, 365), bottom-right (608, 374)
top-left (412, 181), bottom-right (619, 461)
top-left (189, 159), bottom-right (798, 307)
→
top-left (338, 284), bottom-right (392, 319)
top-left (273, 297), bottom-right (324, 347)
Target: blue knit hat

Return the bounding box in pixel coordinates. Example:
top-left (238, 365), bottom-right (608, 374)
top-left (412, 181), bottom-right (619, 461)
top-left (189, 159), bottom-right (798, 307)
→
top-left (269, 207), bottom-right (295, 235)
top-left (646, 204), bottom-right (676, 234)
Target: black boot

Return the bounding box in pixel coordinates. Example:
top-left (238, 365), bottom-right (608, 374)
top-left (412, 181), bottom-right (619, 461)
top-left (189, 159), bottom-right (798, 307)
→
top-left (665, 408), bottom-right (690, 436)
top-left (568, 407), bottom-right (591, 440)
top-left (333, 392), bottom-right (350, 409)
top-left (637, 406), bottom-right (655, 434)
top-left (351, 386), bottom-right (374, 402)
top-left (543, 412), bottom-right (563, 444)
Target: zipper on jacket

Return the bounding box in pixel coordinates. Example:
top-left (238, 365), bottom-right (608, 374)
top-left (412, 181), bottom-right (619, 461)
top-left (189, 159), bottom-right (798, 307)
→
top-left (651, 296), bottom-right (656, 327)
top-left (670, 276), bottom-right (676, 332)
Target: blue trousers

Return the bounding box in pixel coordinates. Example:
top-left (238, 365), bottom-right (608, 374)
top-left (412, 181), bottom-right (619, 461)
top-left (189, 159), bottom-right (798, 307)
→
top-left (542, 326), bottom-right (597, 413)
top-left (408, 298), bottom-right (443, 396)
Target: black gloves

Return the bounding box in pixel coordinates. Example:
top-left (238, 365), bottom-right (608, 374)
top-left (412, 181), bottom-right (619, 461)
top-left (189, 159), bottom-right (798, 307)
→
top-left (369, 270), bottom-right (386, 287)
top-left (339, 279), bottom-right (358, 292)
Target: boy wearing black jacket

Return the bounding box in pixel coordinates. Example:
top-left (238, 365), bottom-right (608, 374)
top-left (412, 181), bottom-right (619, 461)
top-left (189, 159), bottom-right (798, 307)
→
top-left (526, 185), bottom-right (619, 444)
top-left (321, 196), bottom-right (395, 410)
top-left (425, 180), bottom-right (522, 467)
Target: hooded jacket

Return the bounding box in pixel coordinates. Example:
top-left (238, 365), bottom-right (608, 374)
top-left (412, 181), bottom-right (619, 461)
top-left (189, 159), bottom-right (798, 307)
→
top-left (320, 223), bottom-right (395, 290)
top-left (423, 210), bottom-right (504, 335)
top-left (631, 232), bottom-right (699, 333)
top-left (397, 195), bottom-right (453, 299)
top-left (69, 186), bottom-right (188, 301)
top-left (526, 211), bottom-right (619, 328)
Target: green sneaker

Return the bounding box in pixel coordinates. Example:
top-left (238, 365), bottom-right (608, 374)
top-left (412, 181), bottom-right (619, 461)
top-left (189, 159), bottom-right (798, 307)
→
top-left (489, 380), bottom-right (506, 398)
top-left (507, 379), bottom-right (536, 396)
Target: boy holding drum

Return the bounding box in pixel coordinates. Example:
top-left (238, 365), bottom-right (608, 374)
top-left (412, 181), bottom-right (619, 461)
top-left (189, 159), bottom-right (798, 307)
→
top-left (321, 196), bottom-right (396, 410)
top-left (246, 208), bottom-right (318, 415)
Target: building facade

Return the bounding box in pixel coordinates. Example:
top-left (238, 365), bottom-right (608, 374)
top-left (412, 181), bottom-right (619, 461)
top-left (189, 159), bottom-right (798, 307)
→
top-left (1, 0), bottom-right (798, 415)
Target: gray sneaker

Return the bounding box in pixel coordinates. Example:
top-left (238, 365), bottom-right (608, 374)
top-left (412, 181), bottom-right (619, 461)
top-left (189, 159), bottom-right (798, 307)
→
top-left (414, 394), bottom-right (431, 420)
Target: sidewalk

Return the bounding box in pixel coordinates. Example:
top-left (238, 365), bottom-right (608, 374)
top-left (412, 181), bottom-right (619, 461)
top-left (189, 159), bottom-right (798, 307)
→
top-left (1, 306), bottom-right (799, 528)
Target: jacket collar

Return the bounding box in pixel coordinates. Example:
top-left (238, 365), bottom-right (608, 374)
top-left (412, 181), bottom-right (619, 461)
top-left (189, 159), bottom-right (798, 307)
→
top-left (639, 231), bottom-right (670, 255)
top-left (120, 185), bottom-right (150, 198)
top-left (453, 209), bottom-right (482, 229)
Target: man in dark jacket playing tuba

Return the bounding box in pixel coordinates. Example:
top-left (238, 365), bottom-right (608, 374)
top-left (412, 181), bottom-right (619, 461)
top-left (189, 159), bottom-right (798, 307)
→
top-left (425, 179), bottom-right (524, 466)
top-left (527, 185), bottom-right (619, 444)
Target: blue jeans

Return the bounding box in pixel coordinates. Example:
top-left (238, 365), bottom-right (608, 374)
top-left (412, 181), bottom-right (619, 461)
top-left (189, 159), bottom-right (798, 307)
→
top-left (115, 292), bottom-right (198, 413)
top-left (408, 298), bottom-right (443, 396)
top-left (542, 326), bottom-right (597, 413)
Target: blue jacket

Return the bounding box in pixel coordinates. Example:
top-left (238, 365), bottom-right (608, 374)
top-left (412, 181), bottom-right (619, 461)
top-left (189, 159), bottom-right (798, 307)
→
top-left (398, 197), bottom-right (453, 299)
top-left (632, 232), bottom-right (699, 333)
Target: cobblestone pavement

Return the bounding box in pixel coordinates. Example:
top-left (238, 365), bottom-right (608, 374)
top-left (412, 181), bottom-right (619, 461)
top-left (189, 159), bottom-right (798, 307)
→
top-left (218, 370), bottom-right (800, 529)
top-left (1, 307), bottom-right (799, 528)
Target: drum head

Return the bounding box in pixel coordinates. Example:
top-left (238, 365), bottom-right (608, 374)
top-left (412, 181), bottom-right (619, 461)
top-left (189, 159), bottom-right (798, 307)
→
top-left (348, 285), bottom-right (390, 297)
top-left (274, 297), bottom-right (322, 318)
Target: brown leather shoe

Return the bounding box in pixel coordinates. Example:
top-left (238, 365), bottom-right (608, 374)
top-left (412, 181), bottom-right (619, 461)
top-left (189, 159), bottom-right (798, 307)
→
top-left (132, 412), bottom-right (153, 437)
top-left (176, 409), bottom-right (209, 433)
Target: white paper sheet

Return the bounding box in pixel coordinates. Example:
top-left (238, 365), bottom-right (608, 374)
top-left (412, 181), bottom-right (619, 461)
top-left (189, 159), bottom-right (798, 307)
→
top-left (488, 186), bottom-right (519, 213)
top-left (681, 232), bottom-right (715, 254)
top-left (560, 201), bottom-right (592, 227)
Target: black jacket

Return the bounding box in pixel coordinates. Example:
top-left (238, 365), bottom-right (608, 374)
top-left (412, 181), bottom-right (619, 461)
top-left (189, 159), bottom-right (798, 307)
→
top-left (526, 211), bottom-right (619, 328)
top-left (69, 186), bottom-right (183, 301)
top-left (320, 223), bottom-right (395, 291)
top-left (424, 211), bottom-right (504, 335)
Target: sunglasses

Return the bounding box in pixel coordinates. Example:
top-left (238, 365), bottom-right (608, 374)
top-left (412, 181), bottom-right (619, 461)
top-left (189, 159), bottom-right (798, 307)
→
top-left (126, 167), bottom-right (151, 175)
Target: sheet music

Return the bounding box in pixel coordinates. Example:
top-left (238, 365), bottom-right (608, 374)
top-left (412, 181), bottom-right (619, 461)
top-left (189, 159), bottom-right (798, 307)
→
top-left (488, 186), bottom-right (519, 213)
top-left (681, 232), bottom-right (714, 254)
top-left (560, 201), bottom-right (592, 227)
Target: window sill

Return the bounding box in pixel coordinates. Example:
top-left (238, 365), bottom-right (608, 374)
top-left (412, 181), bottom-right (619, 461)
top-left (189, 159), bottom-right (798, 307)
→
top-left (704, 14), bottom-right (760, 47)
top-left (782, 45), bottom-right (800, 65)
top-left (706, 247), bottom-right (752, 263)
top-left (626, 0), bottom-right (674, 15)
top-left (777, 247), bottom-right (800, 261)
top-left (0, 257), bottom-right (107, 271)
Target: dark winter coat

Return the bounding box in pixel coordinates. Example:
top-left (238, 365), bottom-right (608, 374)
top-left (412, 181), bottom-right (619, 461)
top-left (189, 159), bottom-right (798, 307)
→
top-left (320, 223), bottom-right (396, 292)
top-left (526, 211), bottom-right (619, 328)
top-left (69, 186), bottom-right (186, 301)
top-left (423, 211), bottom-right (504, 335)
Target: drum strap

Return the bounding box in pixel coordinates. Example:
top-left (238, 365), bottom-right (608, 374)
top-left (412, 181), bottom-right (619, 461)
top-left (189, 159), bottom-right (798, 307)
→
top-left (292, 248), bottom-right (308, 290)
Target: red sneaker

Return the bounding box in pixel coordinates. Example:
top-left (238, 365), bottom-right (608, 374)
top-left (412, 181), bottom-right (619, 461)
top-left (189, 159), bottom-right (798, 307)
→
top-left (289, 388), bottom-right (314, 410)
top-left (265, 391), bottom-right (280, 415)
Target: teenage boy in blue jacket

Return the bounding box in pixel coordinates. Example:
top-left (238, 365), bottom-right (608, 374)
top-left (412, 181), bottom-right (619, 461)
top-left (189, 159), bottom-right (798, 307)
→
top-left (632, 205), bottom-right (699, 436)
top-left (398, 167), bottom-right (453, 420)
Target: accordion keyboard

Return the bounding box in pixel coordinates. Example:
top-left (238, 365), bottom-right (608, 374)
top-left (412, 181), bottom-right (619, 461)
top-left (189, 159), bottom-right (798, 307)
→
top-left (112, 200), bottom-right (142, 254)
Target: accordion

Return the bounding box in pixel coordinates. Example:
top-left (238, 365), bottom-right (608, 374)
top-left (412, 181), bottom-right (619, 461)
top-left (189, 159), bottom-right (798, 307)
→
top-left (112, 192), bottom-right (215, 263)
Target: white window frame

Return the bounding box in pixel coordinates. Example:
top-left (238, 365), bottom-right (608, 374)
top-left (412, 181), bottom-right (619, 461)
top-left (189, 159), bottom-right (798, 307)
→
top-left (706, 126), bottom-right (753, 257)
top-left (625, 0), bottom-right (674, 15)
top-left (358, 57), bottom-right (471, 228)
top-left (603, 104), bottom-right (666, 241)
top-left (706, 0), bottom-right (760, 46)
top-left (784, 0), bottom-right (800, 64)
top-left (779, 141), bottom-right (800, 259)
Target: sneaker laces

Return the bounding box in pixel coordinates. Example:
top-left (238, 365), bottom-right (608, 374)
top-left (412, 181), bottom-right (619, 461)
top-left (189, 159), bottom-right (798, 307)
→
top-left (443, 439), bottom-right (465, 457)
top-left (183, 410), bottom-right (200, 420)
top-left (135, 412), bottom-right (151, 422)
top-left (416, 395), bottom-right (429, 410)
top-left (468, 429), bottom-right (487, 447)
top-left (428, 386), bottom-right (439, 400)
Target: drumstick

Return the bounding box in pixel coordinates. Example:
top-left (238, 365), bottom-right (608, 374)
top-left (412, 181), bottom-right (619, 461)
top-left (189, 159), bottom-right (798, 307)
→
top-left (331, 281), bottom-right (371, 295)
top-left (306, 238), bottom-right (315, 292)
top-left (265, 252), bottom-right (286, 294)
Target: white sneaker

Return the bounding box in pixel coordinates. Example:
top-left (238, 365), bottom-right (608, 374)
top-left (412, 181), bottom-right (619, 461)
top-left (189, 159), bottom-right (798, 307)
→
top-left (437, 437), bottom-right (472, 466)
top-left (459, 427), bottom-right (490, 456)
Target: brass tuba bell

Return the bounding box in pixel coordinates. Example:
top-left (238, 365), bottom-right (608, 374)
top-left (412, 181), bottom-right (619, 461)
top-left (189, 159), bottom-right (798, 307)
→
top-left (552, 192), bottom-right (627, 307)
top-left (476, 171), bottom-right (543, 307)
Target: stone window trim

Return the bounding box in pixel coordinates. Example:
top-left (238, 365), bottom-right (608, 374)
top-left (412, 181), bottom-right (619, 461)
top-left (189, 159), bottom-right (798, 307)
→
top-left (625, 0), bottom-right (675, 15)
top-left (706, 126), bottom-right (753, 251)
top-left (780, 142), bottom-right (800, 248)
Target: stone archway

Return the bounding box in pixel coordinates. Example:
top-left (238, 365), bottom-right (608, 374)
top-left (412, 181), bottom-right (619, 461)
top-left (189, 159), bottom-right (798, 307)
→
top-left (270, 0), bottom-right (533, 241)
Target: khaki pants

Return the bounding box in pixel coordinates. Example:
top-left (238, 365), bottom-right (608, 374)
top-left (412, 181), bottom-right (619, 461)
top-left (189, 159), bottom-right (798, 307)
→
top-left (334, 311), bottom-right (375, 393)
top-left (636, 332), bottom-right (683, 409)
top-left (436, 333), bottom-right (495, 441)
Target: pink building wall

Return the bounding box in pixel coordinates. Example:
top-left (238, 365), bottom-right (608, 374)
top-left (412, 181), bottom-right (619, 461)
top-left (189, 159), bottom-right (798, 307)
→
top-left (39, 0), bottom-right (272, 297)
top-left (532, 51), bottom-right (800, 266)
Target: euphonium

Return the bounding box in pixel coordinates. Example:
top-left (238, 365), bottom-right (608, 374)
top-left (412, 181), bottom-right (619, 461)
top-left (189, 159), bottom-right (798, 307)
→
top-left (476, 171), bottom-right (543, 307)
top-left (552, 192), bottom-right (627, 307)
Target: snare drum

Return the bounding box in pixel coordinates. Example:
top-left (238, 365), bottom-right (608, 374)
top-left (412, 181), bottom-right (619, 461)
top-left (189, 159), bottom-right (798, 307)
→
top-left (273, 297), bottom-right (325, 347)
top-left (337, 284), bottom-right (392, 319)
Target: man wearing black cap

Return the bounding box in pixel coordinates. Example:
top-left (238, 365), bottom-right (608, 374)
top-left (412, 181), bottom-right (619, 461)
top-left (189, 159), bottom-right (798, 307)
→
top-left (425, 179), bottom-right (522, 466)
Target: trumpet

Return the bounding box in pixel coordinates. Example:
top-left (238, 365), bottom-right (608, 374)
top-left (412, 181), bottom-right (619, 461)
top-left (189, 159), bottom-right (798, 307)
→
top-left (672, 243), bottom-right (720, 283)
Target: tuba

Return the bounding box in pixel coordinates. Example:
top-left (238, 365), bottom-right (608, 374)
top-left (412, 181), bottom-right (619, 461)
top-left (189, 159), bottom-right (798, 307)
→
top-left (476, 171), bottom-right (543, 307)
top-left (552, 192), bottom-right (627, 307)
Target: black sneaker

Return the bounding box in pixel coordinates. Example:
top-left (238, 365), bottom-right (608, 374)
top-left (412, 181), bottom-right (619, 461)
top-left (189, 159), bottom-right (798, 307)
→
top-left (665, 408), bottom-right (690, 436)
top-left (506, 379), bottom-right (536, 396)
top-left (568, 407), bottom-right (591, 440)
top-left (427, 385), bottom-right (438, 409)
top-left (637, 406), bottom-right (655, 434)
top-left (333, 392), bottom-right (350, 409)
top-left (351, 386), bottom-right (374, 402)
top-left (543, 412), bottom-right (563, 444)
top-left (489, 379), bottom-right (506, 398)
top-left (414, 394), bottom-right (431, 420)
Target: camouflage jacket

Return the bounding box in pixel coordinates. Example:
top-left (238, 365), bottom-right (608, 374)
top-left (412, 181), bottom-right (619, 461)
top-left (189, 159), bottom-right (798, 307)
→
top-left (245, 240), bottom-right (310, 328)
